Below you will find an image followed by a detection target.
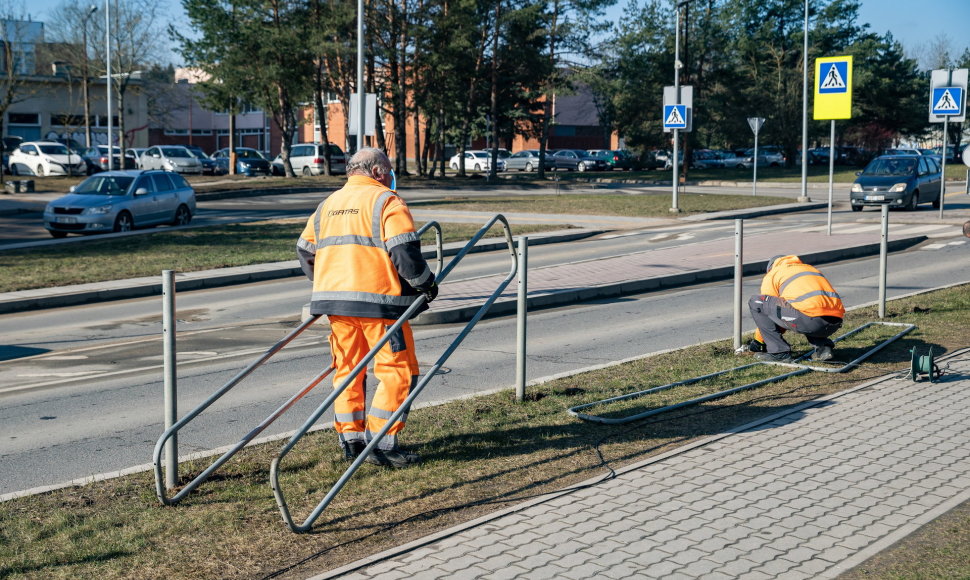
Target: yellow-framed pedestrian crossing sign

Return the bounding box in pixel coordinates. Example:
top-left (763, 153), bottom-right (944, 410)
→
top-left (814, 56), bottom-right (853, 120)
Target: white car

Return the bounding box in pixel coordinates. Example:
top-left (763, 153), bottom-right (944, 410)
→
top-left (8, 141), bottom-right (87, 176)
top-left (139, 145), bottom-right (203, 174)
top-left (449, 150), bottom-right (506, 172)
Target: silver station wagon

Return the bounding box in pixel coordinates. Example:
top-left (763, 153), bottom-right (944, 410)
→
top-left (43, 170), bottom-right (197, 238)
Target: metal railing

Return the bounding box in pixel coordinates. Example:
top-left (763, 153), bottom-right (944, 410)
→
top-left (569, 321), bottom-right (916, 425)
top-left (152, 221), bottom-right (444, 506)
top-left (270, 214), bottom-right (516, 533)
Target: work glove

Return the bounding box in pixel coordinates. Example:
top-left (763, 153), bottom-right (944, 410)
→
top-left (423, 282), bottom-right (438, 303)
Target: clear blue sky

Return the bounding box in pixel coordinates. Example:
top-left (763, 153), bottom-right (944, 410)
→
top-left (18, 0), bottom-right (970, 67)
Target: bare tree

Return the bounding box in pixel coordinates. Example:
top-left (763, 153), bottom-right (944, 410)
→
top-left (49, 0), bottom-right (166, 163)
top-left (0, 10), bottom-right (41, 184)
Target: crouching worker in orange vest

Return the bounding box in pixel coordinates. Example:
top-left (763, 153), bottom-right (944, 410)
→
top-left (747, 255), bottom-right (844, 363)
top-left (297, 148), bottom-right (437, 468)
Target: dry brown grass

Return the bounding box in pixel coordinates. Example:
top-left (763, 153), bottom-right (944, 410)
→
top-left (2, 286), bottom-right (968, 579)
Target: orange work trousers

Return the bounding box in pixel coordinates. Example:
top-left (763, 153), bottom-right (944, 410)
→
top-left (328, 315), bottom-right (419, 451)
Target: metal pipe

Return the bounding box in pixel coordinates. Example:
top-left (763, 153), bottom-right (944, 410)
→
top-left (799, 0), bottom-right (809, 202)
top-left (827, 120), bottom-right (835, 235)
top-left (271, 215), bottom-right (517, 533)
top-left (733, 220), bottom-right (743, 351)
top-left (879, 204), bottom-right (888, 318)
top-left (516, 236), bottom-right (529, 402)
top-left (569, 322), bottom-right (915, 424)
top-left (356, 0), bottom-right (364, 151)
top-left (671, 5), bottom-right (681, 213)
top-left (162, 270), bottom-right (177, 490)
top-left (105, 0), bottom-right (112, 164)
top-left (939, 116), bottom-right (948, 219)
top-left (152, 223), bottom-right (444, 505)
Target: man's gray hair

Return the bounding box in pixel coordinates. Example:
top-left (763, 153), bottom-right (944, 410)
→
top-left (346, 148), bottom-right (391, 177)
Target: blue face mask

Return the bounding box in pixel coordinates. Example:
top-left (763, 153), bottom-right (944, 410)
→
top-left (389, 169), bottom-right (397, 191)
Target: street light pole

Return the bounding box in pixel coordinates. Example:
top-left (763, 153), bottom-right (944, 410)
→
top-left (82, 5), bottom-right (97, 149)
top-left (356, 0), bottom-right (364, 152)
top-left (105, 0), bottom-right (112, 168)
top-left (798, 0), bottom-right (811, 202)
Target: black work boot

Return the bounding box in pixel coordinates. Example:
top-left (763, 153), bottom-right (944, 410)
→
top-left (341, 440), bottom-right (366, 461)
top-left (812, 345), bottom-right (834, 361)
top-left (364, 447), bottom-right (421, 468)
top-left (746, 339), bottom-right (767, 353)
top-left (755, 351), bottom-right (793, 363)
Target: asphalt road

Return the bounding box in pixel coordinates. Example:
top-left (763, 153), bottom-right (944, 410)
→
top-left (0, 208), bottom-right (967, 495)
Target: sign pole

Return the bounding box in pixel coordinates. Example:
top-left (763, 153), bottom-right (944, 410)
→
top-left (752, 130), bottom-right (759, 196)
top-left (939, 116), bottom-right (948, 220)
top-left (827, 119), bottom-right (835, 235)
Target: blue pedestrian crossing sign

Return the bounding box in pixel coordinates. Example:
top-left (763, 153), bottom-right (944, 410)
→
top-left (931, 87), bottom-right (963, 116)
top-left (663, 105), bottom-right (688, 130)
top-left (814, 56), bottom-right (853, 119)
top-left (818, 61), bottom-right (849, 94)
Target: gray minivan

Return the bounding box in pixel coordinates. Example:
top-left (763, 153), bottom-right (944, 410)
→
top-left (287, 143), bottom-right (347, 176)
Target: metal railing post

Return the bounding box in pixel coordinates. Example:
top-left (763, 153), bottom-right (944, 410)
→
top-left (733, 220), bottom-right (743, 351)
top-left (516, 237), bottom-right (529, 402)
top-left (162, 270), bottom-right (178, 490)
top-left (879, 205), bottom-right (889, 318)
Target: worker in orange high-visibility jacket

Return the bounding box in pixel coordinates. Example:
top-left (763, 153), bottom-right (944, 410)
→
top-left (747, 255), bottom-right (844, 363)
top-left (297, 148), bottom-right (437, 469)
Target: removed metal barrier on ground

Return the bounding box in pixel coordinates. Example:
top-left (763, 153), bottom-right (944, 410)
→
top-left (152, 222), bottom-right (444, 506)
top-left (270, 215), bottom-right (517, 533)
top-left (569, 321), bottom-right (916, 425)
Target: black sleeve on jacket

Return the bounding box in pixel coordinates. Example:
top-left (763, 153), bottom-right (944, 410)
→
top-left (389, 241), bottom-right (434, 291)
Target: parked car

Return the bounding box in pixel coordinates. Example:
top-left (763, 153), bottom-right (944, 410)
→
top-left (184, 146), bottom-right (219, 175)
top-left (588, 149), bottom-right (640, 171)
top-left (139, 145), bottom-right (204, 174)
top-left (211, 147), bottom-right (272, 176)
top-left (8, 141), bottom-right (87, 176)
top-left (849, 154), bottom-right (941, 212)
top-left (81, 145), bottom-right (137, 172)
top-left (716, 150), bottom-right (745, 169)
top-left (690, 149), bottom-right (723, 169)
top-left (551, 149), bottom-right (608, 172)
top-left (282, 142), bottom-right (347, 176)
top-left (505, 149), bottom-right (554, 172)
top-left (43, 170), bottom-right (196, 237)
top-left (449, 150), bottom-right (506, 172)
top-left (738, 147), bottom-right (785, 169)
top-left (882, 148), bottom-right (923, 157)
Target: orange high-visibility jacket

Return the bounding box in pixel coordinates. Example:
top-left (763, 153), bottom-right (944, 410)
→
top-left (761, 255), bottom-right (844, 318)
top-left (297, 175), bottom-right (434, 319)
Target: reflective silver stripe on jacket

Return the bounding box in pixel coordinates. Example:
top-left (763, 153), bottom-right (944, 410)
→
top-left (385, 231), bottom-right (420, 251)
top-left (297, 237), bottom-right (316, 253)
top-left (311, 290), bottom-right (419, 307)
top-left (372, 190), bottom-right (396, 247)
top-left (314, 234), bottom-right (385, 249)
top-left (787, 289), bottom-right (842, 305)
top-left (778, 270), bottom-right (824, 295)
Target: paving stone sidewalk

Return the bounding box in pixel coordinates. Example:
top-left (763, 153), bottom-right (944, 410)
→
top-left (316, 353), bottom-right (970, 579)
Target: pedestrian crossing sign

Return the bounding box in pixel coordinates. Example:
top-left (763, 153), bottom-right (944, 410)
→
top-left (663, 105), bottom-right (688, 130)
top-left (931, 87), bottom-right (963, 116)
top-left (814, 56), bottom-right (853, 120)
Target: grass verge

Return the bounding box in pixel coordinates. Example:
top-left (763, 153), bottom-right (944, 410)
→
top-left (1, 285), bottom-right (968, 579)
top-left (0, 220), bottom-right (569, 293)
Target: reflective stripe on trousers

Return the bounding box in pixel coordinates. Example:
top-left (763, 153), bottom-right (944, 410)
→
top-left (328, 315), bottom-right (419, 451)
